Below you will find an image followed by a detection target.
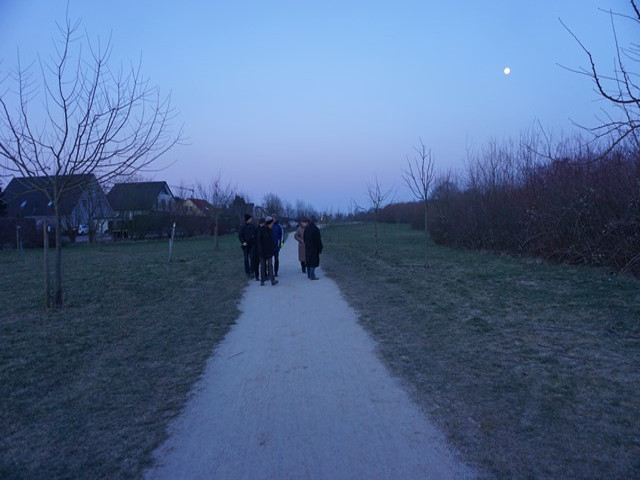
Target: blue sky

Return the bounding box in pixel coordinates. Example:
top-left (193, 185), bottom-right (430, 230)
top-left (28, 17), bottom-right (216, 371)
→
top-left (0, 1), bottom-right (632, 213)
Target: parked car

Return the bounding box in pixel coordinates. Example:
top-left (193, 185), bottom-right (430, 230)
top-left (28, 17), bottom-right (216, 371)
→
top-left (76, 224), bottom-right (89, 235)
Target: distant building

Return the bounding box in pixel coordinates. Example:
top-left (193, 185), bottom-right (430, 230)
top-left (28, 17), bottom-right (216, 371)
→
top-left (252, 204), bottom-right (268, 219)
top-left (107, 181), bottom-right (175, 220)
top-left (183, 198), bottom-right (215, 217)
top-left (3, 174), bottom-right (112, 234)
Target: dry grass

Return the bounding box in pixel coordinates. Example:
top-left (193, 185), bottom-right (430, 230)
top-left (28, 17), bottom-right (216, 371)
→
top-left (322, 222), bottom-right (640, 479)
top-left (0, 236), bottom-right (247, 479)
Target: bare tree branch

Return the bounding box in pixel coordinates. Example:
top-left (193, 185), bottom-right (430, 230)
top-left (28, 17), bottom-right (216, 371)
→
top-left (197, 173), bottom-right (234, 251)
top-left (0, 16), bottom-right (183, 306)
top-left (560, 2), bottom-right (640, 155)
top-left (366, 175), bottom-right (393, 254)
top-left (403, 139), bottom-right (435, 267)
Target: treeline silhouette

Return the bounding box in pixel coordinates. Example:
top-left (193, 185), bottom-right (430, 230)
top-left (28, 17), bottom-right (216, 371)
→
top-left (373, 135), bottom-right (640, 276)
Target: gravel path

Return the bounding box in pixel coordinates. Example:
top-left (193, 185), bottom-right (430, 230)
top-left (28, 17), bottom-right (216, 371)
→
top-left (145, 237), bottom-right (474, 479)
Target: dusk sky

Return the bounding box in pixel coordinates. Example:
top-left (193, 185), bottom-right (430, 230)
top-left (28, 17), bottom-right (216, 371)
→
top-left (0, 1), bottom-right (633, 213)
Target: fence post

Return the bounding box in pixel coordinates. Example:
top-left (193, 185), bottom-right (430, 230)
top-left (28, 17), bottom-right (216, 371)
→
top-left (16, 225), bottom-right (24, 261)
top-left (168, 222), bottom-right (176, 263)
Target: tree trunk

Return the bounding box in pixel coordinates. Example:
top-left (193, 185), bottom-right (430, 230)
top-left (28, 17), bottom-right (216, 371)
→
top-left (214, 213), bottom-right (220, 251)
top-left (423, 200), bottom-right (429, 267)
top-left (54, 210), bottom-right (63, 306)
top-left (43, 221), bottom-right (51, 308)
top-left (374, 209), bottom-right (379, 254)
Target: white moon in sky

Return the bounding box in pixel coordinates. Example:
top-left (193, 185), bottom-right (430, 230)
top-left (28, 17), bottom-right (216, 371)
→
top-left (503, 67), bottom-right (511, 75)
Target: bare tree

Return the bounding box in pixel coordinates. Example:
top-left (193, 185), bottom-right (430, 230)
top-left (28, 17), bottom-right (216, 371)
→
top-left (283, 200), bottom-right (295, 220)
top-left (366, 176), bottom-right (393, 255)
top-left (403, 140), bottom-right (436, 267)
top-left (0, 18), bottom-right (182, 306)
top-left (173, 181), bottom-right (195, 201)
top-left (229, 193), bottom-right (250, 225)
top-left (262, 192), bottom-right (284, 216)
top-left (197, 173), bottom-right (234, 251)
top-left (294, 199), bottom-right (317, 220)
top-left (562, 1), bottom-right (640, 151)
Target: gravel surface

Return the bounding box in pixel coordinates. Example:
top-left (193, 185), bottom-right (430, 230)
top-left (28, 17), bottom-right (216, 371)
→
top-left (145, 238), bottom-right (474, 479)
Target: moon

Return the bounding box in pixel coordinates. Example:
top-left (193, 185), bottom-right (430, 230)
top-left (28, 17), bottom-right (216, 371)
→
top-left (503, 67), bottom-right (511, 75)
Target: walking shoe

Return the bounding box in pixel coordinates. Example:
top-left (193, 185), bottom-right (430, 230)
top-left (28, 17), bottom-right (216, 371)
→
top-left (260, 282), bottom-right (265, 286)
top-left (272, 280), bottom-right (279, 286)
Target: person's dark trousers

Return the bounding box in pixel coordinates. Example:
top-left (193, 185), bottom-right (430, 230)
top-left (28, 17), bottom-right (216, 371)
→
top-left (260, 257), bottom-right (277, 285)
top-left (251, 252), bottom-right (260, 280)
top-left (273, 251), bottom-right (280, 276)
top-left (242, 247), bottom-right (252, 275)
top-left (300, 261), bottom-right (306, 273)
top-left (307, 266), bottom-right (317, 280)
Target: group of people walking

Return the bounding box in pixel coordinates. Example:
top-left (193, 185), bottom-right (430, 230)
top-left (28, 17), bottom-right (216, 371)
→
top-left (239, 213), bottom-right (323, 285)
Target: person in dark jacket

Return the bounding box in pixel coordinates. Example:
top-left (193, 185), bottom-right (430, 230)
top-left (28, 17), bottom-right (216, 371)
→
top-left (238, 214), bottom-right (256, 277)
top-left (271, 213), bottom-right (285, 277)
top-left (303, 216), bottom-right (323, 280)
top-left (257, 216), bottom-right (278, 286)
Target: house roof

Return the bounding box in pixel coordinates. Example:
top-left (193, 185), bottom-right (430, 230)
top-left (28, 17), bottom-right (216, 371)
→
top-left (107, 181), bottom-right (173, 211)
top-left (186, 198), bottom-right (214, 214)
top-left (4, 174), bottom-right (97, 218)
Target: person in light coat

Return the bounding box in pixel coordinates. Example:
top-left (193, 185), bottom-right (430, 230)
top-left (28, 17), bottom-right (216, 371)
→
top-left (293, 217), bottom-right (308, 273)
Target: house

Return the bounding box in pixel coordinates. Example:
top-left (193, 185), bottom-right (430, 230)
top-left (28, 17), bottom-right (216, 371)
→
top-left (252, 204), bottom-right (268, 219)
top-left (183, 198), bottom-right (214, 217)
top-left (107, 181), bottom-right (176, 220)
top-left (3, 174), bottom-right (113, 235)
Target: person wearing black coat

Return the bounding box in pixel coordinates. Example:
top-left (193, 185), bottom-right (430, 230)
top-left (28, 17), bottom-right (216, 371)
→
top-left (303, 216), bottom-right (323, 280)
top-left (238, 214), bottom-right (256, 277)
top-left (256, 217), bottom-right (278, 286)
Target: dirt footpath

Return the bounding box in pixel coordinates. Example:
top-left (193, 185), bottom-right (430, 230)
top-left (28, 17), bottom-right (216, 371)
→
top-left (145, 237), bottom-right (474, 479)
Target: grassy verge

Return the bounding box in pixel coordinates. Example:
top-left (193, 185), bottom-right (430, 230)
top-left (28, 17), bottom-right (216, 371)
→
top-left (0, 236), bottom-right (247, 479)
top-left (322, 222), bottom-right (640, 479)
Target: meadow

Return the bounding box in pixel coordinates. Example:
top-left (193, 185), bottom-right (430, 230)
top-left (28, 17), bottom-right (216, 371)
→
top-left (322, 222), bottom-right (640, 478)
top-left (0, 236), bottom-right (246, 479)
top-left (2, 224), bottom-right (639, 478)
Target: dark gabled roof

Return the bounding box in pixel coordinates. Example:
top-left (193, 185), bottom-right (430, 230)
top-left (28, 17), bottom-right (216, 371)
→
top-left (4, 174), bottom-right (97, 217)
top-left (107, 182), bottom-right (173, 211)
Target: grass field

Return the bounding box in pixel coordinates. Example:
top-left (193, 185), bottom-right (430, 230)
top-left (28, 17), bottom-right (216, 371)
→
top-left (322, 222), bottom-right (640, 479)
top-left (3, 225), bottom-right (639, 478)
top-left (0, 236), bottom-right (247, 479)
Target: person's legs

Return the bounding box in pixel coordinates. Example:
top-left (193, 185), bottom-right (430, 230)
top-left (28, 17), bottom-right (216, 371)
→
top-left (243, 248), bottom-right (251, 275)
top-left (273, 251), bottom-right (279, 276)
top-left (252, 254), bottom-right (260, 280)
top-left (308, 266), bottom-right (318, 280)
top-left (267, 257), bottom-right (277, 285)
top-left (301, 261), bottom-right (306, 273)
top-left (260, 258), bottom-right (267, 285)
